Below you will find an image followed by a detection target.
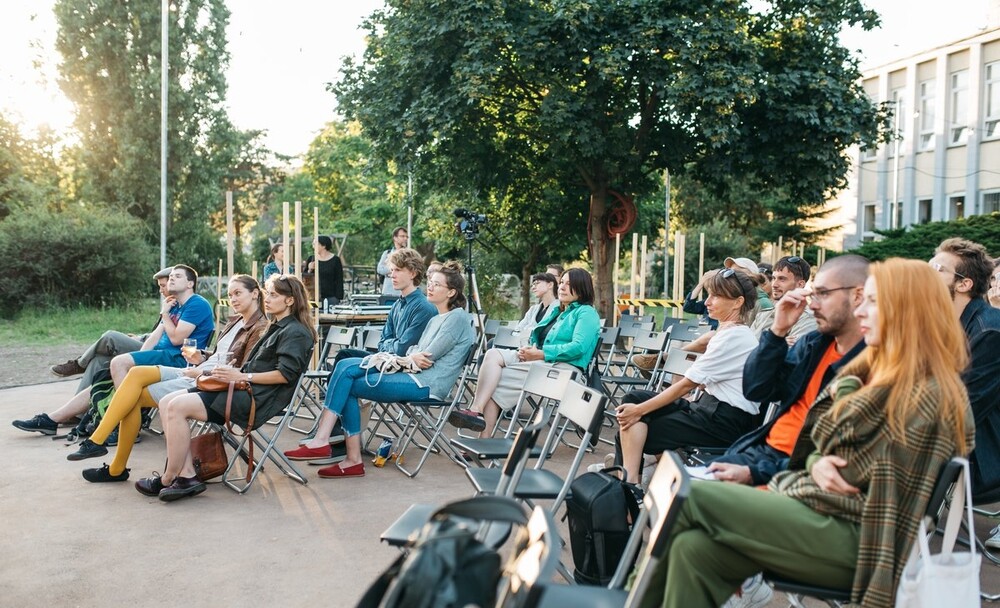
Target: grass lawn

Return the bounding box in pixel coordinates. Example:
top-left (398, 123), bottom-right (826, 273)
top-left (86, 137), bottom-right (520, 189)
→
top-left (0, 299), bottom-right (163, 346)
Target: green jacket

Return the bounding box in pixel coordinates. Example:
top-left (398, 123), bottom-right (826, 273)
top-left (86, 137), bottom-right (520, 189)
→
top-left (530, 301), bottom-right (601, 370)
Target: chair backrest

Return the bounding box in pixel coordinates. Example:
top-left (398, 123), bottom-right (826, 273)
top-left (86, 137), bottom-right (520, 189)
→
top-left (619, 321), bottom-right (655, 339)
top-left (496, 507), bottom-right (561, 608)
top-left (660, 316), bottom-right (688, 332)
top-left (519, 362), bottom-right (581, 403)
top-left (652, 348), bottom-right (701, 391)
top-left (669, 324), bottom-right (705, 343)
top-left (362, 327), bottom-right (382, 352)
top-left (620, 314), bottom-right (654, 326)
top-left (630, 330), bottom-right (671, 354)
top-left (621, 452), bottom-right (691, 603)
top-left (319, 326), bottom-right (356, 368)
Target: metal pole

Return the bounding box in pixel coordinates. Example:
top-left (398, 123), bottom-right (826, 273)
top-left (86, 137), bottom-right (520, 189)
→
top-left (891, 98), bottom-right (901, 230)
top-left (407, 173), bottom-right (413, 247)
top-left (160, 0), bottom-right (168, 270)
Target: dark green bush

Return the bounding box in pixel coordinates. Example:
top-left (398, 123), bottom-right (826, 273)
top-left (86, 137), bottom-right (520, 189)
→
top-left (0, 207), bottom-right (157, 317)
top-left (848, 213), bottom-right (1000, 261)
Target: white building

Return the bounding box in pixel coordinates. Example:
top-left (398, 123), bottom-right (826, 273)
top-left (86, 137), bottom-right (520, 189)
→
top-left (843, 23), bottom-right (1000, 248)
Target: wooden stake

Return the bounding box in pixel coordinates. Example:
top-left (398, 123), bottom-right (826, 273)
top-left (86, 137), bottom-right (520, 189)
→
top-left (698, 232), bottom-right (705, 279)
top-left (639, 235), bottom-right (648, 316)
top-left (630, 233), bottom-right (638, 315)
top-left (313, 207), bottom-right (321, 309)
top-left (282, 202), bottom-right (290, 278)
top-left (613, 232), bottom-right (621, 325)
top-left (252, 260), bottom-right (258, 281)
top-left (294, 201), bottom-right (302, 278)
top-left (225, 191), bottom-right (234, 278)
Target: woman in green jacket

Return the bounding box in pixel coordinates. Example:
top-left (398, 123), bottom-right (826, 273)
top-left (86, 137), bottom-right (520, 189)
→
top-left (449, 267), bottom-right (600, 437)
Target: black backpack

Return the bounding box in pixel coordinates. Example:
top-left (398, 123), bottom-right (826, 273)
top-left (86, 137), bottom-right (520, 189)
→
top-left (565, 466), bottom-right (642, 586)
top-left (358, 496), bottom-right (528, 608)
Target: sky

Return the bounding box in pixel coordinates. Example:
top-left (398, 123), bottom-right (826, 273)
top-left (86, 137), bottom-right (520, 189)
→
top-left (0, 0), bottom-right (994, 157)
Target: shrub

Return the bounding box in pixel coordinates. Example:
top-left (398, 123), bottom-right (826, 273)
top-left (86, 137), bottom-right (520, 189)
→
top-left (0, 207), bottom-right (157, 317)
top-left (847, 213), bottom-right (1000, 261)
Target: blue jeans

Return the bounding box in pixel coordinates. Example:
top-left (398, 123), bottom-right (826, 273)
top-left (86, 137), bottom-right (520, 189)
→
top-left (323, 358), bottom-right (430, 436)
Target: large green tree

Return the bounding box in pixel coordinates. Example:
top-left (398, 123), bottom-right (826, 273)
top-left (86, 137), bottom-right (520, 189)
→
top-left (0, 114), bottom-right (63, 220)
top-left (334, 0), bottom-right (886, 317)
top-left (54, 0), bottom-right (243, 270)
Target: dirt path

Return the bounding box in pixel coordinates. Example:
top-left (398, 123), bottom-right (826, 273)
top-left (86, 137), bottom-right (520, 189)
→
top-left (0, 343), bottom-right (89, 389)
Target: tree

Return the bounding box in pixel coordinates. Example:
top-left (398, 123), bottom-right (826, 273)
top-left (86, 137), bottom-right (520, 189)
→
top-left (0, 113), bottom-right (63, 220)
top-left (847, 214), bottom-right (1000, 262)
top-left (334, 0), bottom-right (887, 318)
top-left (54, 0), bottom-right (243, 271)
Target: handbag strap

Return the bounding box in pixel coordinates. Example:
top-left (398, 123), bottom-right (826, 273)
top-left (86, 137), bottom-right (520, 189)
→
top-left (914, 459), bottom-right (977, 572)
top-left (222, 381), bottom-right (257, 484)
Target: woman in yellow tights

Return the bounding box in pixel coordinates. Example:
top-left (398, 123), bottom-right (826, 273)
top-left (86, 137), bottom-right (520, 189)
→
top-left (73, 274), bottom-right (269, 483)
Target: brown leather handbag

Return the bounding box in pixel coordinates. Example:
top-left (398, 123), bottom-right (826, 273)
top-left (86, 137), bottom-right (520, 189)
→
top-left (191, 380), bottom-right (256, 482)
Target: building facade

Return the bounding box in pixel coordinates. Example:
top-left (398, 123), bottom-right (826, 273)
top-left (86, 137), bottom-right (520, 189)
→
top-left (846, 26), bottom-right (1000, 248)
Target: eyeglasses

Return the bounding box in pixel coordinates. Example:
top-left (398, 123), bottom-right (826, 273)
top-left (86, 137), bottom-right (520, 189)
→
top-left (810, 286), bottom-right (858, 301)
top-left (930, 262), bottom-right (967, 280)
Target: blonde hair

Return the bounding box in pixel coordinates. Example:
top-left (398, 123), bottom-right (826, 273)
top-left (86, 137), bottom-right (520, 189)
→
top-left (834, 258), bottom-right (969, 453)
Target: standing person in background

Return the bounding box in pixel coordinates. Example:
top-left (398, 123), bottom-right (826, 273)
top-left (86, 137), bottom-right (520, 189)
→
top-left (262, 243), bottom-right (292, 281)
top-left (377, 227), bottom-right (408, 296)
top-left (989, 257), bottom-right (1000, 309)
top-left (545, 264), bottom-right (564, 280)
top-left (305, 235), bottom-right (344, 307)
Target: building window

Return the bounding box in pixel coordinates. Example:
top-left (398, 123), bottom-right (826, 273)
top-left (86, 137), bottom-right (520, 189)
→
top-left (950, 70), bottom-right (968, 145)
top-left (987, 62), bottom-right (1000, 139)
top-left (889, 88), bottom-right (905, 157)
top-left (984, 191), bottom-right (1000, 214)
top-left (919, 79), bottom-right (935, 150)
top-left (863, 204), bottom-right (877, 232)
top-left (950, 195), bottom-right (965, 220)
top-left (917, 199), bottom-right (932, 224)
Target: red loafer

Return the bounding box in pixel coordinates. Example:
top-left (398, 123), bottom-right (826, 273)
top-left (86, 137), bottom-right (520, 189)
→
top-left (284, 444), bottom-right (333, 461)
top-left (317, 462), bottom-right (365, 478)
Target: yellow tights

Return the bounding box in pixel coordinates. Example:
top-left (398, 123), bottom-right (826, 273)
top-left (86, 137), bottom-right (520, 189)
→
top-left (90, 365), bottom-right (160, 475)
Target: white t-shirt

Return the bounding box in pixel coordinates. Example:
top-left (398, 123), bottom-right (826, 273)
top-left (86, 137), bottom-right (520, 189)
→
top-left (684, 324), bottom-right (759, 414)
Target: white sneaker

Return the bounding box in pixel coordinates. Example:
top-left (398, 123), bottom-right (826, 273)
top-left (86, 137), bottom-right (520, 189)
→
top-left (986, 525), bottom-right (1000, 549)
top-left (721, 574), bottom-right (773, 608)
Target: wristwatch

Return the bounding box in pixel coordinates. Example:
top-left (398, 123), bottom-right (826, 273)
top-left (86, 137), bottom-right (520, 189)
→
top-left (247, 373), bottom-right (254, 383)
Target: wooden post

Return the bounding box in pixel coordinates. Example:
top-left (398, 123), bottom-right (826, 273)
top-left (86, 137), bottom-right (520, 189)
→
top-left (216, 258), bottom-right (223, 330)
top-left (294, 201), bottom-right (302, 278)
top-left (282, 202), bottom-right (290, 278)
top-left (630, 233), bottom-right (638, 316)
top-left (639, 235), bottom-right (648, 316)
top-left (677, 232), bottom-right (686, 301)
top-left (672, 230), bottom-right (681, 302)
top-left (698, 232), bottom-right (705, 279)
top-left (613, 232), bottom-right (621, 325)
top-left (777, 236), bottom-right (783, 260)
top-left (225, 191), bottom-right (234, 278)
top-left (252, 260), bottom-right (258, 281)
top-left (313, 207), bottom-right (321, 308)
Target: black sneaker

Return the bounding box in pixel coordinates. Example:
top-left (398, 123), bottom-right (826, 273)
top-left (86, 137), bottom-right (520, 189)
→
top-left (67, 438), bottom-right (109, 461)
top-left (135, 474), bottom-right (165, 497)
top-left (82, 463), bottom-right (130, 483)
top-left (448, 408), bottom-right (486, 432)
top-left (12, 413), bottom-right (58, 435)
top-left (158, 476), bottom-right (207, 502)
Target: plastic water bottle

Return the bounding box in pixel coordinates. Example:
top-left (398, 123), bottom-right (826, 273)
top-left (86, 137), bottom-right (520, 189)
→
top-left (373, 438), bottom-right (393, 467)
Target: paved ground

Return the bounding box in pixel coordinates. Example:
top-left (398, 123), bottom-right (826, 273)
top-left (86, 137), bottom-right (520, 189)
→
top-left (2, 380), bottom-right (998, 606)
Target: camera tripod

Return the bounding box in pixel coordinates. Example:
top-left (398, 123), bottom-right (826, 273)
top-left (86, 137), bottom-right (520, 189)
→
top-left (462, 235), bottom-right (484, 319)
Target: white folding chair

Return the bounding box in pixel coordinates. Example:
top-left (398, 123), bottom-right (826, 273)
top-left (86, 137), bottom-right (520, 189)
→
top-left (284, 326), bottom-right (356, 434)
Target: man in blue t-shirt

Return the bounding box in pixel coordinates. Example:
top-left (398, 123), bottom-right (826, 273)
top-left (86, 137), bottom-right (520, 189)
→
top-left (109, 264), bottom-right (215, 385)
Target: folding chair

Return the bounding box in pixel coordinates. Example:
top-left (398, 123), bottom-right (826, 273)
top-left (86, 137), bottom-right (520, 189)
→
top-left (591, 325), bottom-right (621, 378)
top-left (650, 347), bottom-right (701, 392)
top-left (466, 382), bottom-right (607, 516)
top-left (380, 420), bottom-right (546, 549)
top-left (493, 326), bottom-right (527, 350)
top-left (284, 325), bottom-right (356, 434)
top-left (765, 457), bottom-right (968, 607)
top-left (363, 344), bottom-right (479, 478)
top-left (451, 363), bottom-right (581, 466)
top-left (360, 326), bottom-right (382, 352)
top-left (496, 506), bottom-right (562, 608)
top-left (220, 363), bottom-right (316, 493)
top-left (601, 330), bottom-right (671, 407)
top-left (531, 452), bottom-right (691, 607)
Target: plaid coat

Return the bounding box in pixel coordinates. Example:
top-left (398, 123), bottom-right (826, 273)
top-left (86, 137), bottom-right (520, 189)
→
top-left (770, 372), bottom-right (974, 607)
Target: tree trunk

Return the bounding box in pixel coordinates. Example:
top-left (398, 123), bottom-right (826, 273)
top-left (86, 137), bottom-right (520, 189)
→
top-left (587, 189), bottom-right (615, 321)
top-left (520, 245), bottom-right (539, 314)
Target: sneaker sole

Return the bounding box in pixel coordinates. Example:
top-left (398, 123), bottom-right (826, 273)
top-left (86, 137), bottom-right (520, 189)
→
top-left (307, 453), bottom-right (347, 465)
top-left (11, 423), bottom-right (57, 435)
top-left (298, 434), bottom-right (346, 446)
top-left (159, 484), bottom-right (207, 502)
top-left (82, 471), bottom-right (130, 483)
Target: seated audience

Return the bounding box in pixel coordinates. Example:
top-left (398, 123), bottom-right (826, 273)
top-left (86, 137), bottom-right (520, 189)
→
top-left (724, 257), bottom-right (773, 326)
top-left (989, 256), bottom-right (1000, 309)
top-left (507, 271), bottom-right (558, 342)
top-left (615, 268), bottom-right (762, 484)
top-left (70, 275), bottom-right (268, 481)
top-left (749, 255), bottom-right (817, 340)
top-left (133, 275), bottom-right (315, 501)
top-left (283, 261), bottom-right (475, 478)
top-left (447, 268), bottom-right (601, 436)
top-left (645, 258), bottom-right (973, 608)
top-left (708, 255), bottom-right (869, 486)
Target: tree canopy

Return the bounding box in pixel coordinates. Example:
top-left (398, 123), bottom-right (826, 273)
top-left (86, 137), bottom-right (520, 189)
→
top-left (334, 0), bottom-right (887, 317)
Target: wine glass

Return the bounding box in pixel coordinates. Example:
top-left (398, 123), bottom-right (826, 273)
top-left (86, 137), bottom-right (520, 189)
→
top-left (182, 338), bottom-right (198, 368)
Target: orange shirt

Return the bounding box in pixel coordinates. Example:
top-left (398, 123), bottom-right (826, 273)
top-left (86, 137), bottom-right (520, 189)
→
top-left (765, 341), bottom-right (843, 456)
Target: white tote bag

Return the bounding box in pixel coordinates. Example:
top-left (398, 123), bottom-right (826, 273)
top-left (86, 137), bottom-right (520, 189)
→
top-left (895, 458), bottom-right (980, 607)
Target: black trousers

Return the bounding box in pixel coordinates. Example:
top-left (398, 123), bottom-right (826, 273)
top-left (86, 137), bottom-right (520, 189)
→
top-left (619, 389), bottom-right (757, 455)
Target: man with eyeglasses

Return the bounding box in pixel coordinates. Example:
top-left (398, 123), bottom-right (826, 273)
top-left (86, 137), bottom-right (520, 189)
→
top-left (750, 256), bottom-right (817, 341)
top-left (705, 254), bottom-right (870, 487)
top-left (929, 239), bottom-right (1000, 536)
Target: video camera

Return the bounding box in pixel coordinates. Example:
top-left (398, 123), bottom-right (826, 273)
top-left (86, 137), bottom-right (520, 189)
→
top-left (453, 208), bottom-right (488, 240)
